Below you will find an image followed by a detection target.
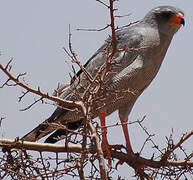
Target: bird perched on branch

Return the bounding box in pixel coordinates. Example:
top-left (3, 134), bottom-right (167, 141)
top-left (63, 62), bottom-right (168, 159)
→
top-left (22, 6), bottom-right (185, 162)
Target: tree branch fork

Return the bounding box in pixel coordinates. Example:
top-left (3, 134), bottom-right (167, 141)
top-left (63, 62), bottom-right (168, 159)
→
top-left (0, 0), bottom-right (193, 179)
top-left (0, 135), bottom-right (193, 169)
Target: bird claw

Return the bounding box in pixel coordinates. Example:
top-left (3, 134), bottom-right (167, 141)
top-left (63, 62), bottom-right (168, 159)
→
top-left (115, 159), bottom-right (124, 169)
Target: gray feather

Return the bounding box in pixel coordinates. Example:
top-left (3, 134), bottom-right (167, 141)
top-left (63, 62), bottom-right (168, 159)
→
top-left (22, 6), bottom-right (184, 143)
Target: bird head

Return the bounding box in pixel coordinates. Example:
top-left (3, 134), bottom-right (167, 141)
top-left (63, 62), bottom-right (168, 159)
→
top-left (143, 6), bottom-right (185, 35)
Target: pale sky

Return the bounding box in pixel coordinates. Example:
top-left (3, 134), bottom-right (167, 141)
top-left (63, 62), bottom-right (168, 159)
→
top-left (0, 0), bottom-right (192, 179)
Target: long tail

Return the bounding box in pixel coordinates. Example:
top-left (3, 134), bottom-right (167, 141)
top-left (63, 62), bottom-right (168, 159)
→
top-left (22, 108), bottom-right (82, 143)
top-left (44, 120), bottom-right (82, 143)
top-left (22, 108), bottom-right (65, 142)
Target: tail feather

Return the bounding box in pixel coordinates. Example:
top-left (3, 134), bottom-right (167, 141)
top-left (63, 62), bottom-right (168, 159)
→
top-left (22, 122), bottom-right (54, 142)
top-left (44, 129), bottom-right (67, 143)
top-left (22, 107), bottom-right (83, 143)
top-left (22, 107), bottom-right (65, 142)
top-left (44, 120), bottom-right (82, 143)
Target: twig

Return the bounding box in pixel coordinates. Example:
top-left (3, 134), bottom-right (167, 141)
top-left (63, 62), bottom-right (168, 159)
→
top-left (76, 156), bottom-right (85, 180)
top-left (88, 122), bottom-right (107, 180)
top-left (161, 130), bottom-right (193, 162)
top-left (174, 169), bottom-right (186, 180)
top-left (115, 13), bottom-right (132, 18)
top-left (63, 25), bottom-right (94, 83)
top-left (76, 24), bottom-right (110, 32)
top-left (96, 0), bottom-right (109, 8)
top-left (137, 116), bottom-right (163, 155)
top-left (1, 138), bottom-right (193, 168)
top-left (109, 0), bottom-right (118, 58)
top-left (0, 61), bottom-right (84, 111)
top-left (39, 152), bottom-right (49, 179)
top-left (20, 97), bottom-right (44, 111)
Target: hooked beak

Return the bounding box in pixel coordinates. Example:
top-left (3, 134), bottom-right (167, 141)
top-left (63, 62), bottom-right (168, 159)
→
top-left (180, 18), bottom-right (185, 26)
top-left (168, 12), bottom-right (185, 26)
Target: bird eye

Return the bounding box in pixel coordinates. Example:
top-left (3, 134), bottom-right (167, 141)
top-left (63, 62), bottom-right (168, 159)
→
top-left (161, 11), bottom-right (173, 19)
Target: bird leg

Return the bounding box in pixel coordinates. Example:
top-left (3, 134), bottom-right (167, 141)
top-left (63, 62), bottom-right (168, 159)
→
top-left (99, 112), bottom-right (112, 166)
top-left (119, 114), bottom-right (134, 155)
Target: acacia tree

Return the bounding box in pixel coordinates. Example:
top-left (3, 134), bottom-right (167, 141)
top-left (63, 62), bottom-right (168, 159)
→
top-left (0, 1), bottom-right (193, 179)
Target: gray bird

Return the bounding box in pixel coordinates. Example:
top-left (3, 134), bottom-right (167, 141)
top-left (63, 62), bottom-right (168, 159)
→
top-left (22, 6), bottom-right (185, 156)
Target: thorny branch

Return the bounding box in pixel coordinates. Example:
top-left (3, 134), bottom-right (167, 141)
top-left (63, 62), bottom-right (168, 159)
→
top-left (76, 24), bottom-right (110, 32)
top-left (0, 60), bottom-right (85, 112)
top-left (109, 0), bottom-right (118, 57)
top-left (63, 25), bottom-right (94, 84)
top-left (1, 0), bottom-right (193, 179)
top-left (161, 130), bottom-right (193, 162)
top-left (0, 0), bottom-right (120, 179)
top-left (0, 128), bottom-right (193, 179)
top-left (61, 0), bottom-right (120, 178)
top-left (1, 138), bottom-right (193, 168)
top-left (137, 116), bottom-right (163, 155)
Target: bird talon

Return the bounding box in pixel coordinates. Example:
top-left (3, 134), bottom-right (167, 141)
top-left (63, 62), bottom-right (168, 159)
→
top-left (115, 160), bottom-right (124, 169)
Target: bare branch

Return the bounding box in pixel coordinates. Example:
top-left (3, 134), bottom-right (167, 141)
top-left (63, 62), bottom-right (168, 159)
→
top-left (137, 116), bottom-right (163, 155)
top-left (63, 25), bottom-right (94, 83)
top-left (20, 97), bottom-right (44, 111)
top-left (76, 24), bottom-right (110, 32)
top-left (96, 0), bottom-right (109, 8)
top-left (1, 138), bottom-right (193, 168)
top-left (161, 130), bottom-right (193, 162)
top-left (115, 13), bottom-right (132, 18)
top-left (88, 122), bottom-right (107, 179)
top-left (0, 61), bottom-right (84, 111)
top-left (1, 1), bottom-right (192, 179)
top-left (109, 0), bottom-right (118, 57)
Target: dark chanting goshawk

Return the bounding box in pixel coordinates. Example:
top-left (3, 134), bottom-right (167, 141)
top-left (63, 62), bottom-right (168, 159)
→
top-left (22, 6), bottom-right (185, 159)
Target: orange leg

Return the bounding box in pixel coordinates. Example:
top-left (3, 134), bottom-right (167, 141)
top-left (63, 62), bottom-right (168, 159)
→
top-left (119, 115), bottom-right (134, 155)
top-left (99, 112), bottom-right (112, 166)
